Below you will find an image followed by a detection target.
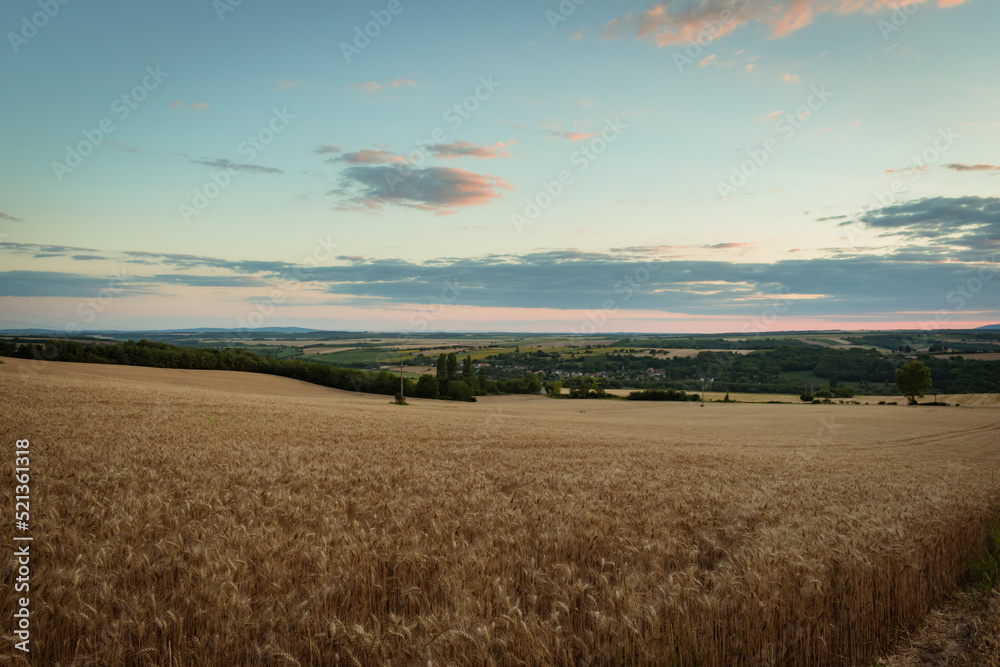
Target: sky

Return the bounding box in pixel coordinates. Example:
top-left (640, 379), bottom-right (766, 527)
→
top-left (1, 0), bottom-right (998, 334)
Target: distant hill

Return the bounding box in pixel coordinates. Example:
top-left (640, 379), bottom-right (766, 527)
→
top-left (976, 324), bottom-right (1000, 330)
top-left (0, 326), bottom-right (326, 335)
top-left (158, 327), bottom-right (323, 333)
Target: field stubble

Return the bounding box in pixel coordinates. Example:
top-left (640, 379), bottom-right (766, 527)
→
top-left (1, 359), bottom-right (999, 665)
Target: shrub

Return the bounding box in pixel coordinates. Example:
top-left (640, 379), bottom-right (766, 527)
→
top-left (626, 388), bottom-right (691, 401)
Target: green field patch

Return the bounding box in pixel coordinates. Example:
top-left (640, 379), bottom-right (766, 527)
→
top-left (309, 347), bottom-right (411, 367)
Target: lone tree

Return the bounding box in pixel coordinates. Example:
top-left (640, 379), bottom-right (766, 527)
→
top-left (895, 360), bottom-right (932, 405)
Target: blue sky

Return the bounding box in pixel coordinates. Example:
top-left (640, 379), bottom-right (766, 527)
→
top-left (1, 0), bottom-right (998, 333)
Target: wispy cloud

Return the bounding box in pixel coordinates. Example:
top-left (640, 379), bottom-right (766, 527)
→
top-left (428, 141), bottom-right (512, 159)
top-left (353, 78), bottom-right (418, 94)
top-left (884, 166), bottom-right (928, 175)
top-left (0, 271), bottom-right (153, 298)
top-left (105, 141), bottom-right (145, 154)
top-left (313, 145), bottom-right (341, 155)
top-left (945, 163), bottom-right (1000, 173)
top-left (0, 212), bottom-right (23, 222)
top-left (190, 158), bottom-right (283, 174)
top-left (705, 242), bottom-right (755, 250)
top-left (336, 149), bottom-right (406, 165)
top-left (169, 101), bottom-right (209, 110)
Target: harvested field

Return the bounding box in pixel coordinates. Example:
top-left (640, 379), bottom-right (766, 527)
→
top-left (558, 388), bottom-right (1000, 406)
top-left (301, 346), bottom-right (360, 355)
top-left (930, 352), bottom-right (1000, 361)
top-left (2, 358), bottom-right (999, 665)
top-left (627, 348), bottom-right (756, 358)
top-left (378, 365), bottom-right (435, 375)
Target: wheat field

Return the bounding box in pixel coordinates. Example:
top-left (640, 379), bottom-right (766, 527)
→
top-left (2, 358), bottom-right (999, 665)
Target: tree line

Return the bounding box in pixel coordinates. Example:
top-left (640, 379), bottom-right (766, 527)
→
top-left (0, 340), bottom-right (542, 402)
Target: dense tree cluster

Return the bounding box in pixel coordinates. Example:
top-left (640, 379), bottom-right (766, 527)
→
top-left (423, 352), bottom-right (540, 401)
top-left (625, 388), bottom-right (698, 402)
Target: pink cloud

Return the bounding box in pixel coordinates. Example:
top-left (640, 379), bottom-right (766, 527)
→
top-left (338, 165), bottom-right (513, 213)
top-left (387, 77), bottom-right (417, 88)
top-left (884, 166), bottom-right (929, 174)
top-left (600, 0), bottom-right (968, 46)
top-left (772, 0), bottom-right (815, 38)
top-left (755, 110), bottom-right (782, 122)
top-left (561, 132), bottom-right (596, 142)
top-left (782, 73), bottom-right (801, 84)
